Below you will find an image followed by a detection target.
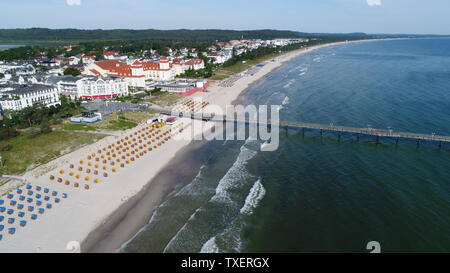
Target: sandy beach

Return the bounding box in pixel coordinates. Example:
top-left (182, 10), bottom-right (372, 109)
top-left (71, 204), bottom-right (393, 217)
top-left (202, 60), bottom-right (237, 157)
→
top-left (0, 40), bottom-right (360, 252)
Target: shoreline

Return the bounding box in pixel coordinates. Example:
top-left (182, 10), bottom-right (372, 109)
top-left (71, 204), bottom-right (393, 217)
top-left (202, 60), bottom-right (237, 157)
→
top-left (0, 39), bottom-right (378, 252)
top-left (83, 39), bottom-right (369, 253)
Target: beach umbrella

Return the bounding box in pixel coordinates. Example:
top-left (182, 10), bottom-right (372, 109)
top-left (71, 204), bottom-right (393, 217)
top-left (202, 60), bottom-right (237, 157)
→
top-left (57, 178), bottom-right (63, 183)
top-left (18, 212), bottom-right (25, 218)
top-left (44, 196), bottom-right (50, 201)
top-left (44, 188), bottom-right (49, 194)
top-left (28, 206), bottom-right (34, 212)
top-left (31, 214), bottom-right (37, 220)
top-left (46, 203), bottom-right (52, 209)
top-left (52, 191), bottom-right (58, 196)
top-left (17, 189), bottom-right (23, 194)
top-left (84, 185), bottom-right (90, 190)
top-left (38, 208), bottom-right (45, 214)
top-left (8, 228), bottom-right (15, 235)
top-left (0, 200), bottom-right (3, 205)
top-left (27, 190), bottom-right (33, 196)
top-left (65, 180), bottom-right (70, 186)
top-left (0, 234), bottom-right (2, 241)
top-left (20, 220), bottom-right (27, 227)
top-left (17, 204), bottom-right (24, 210)
top-left (8, 218), bottom-right (14, 224)
top-left (7, 193), bottom-right (13, 199)
top-left (36, 201), bottom-right (42, 206)
top-left (26, 184), bottom-right (32, 190)
top-left (10, 201), bottom-right (17, 206)
top-left (62, 193), bottom-right (68, 199)
top-left (60, 170), bottom-right (65, 175)
top-left (7, 209), bottom-right (14, 215)
top-left (0, 216), bottom-right (3, 222)
top-left (74, 183), bottom-right (79, 188)
top-left (36, 194), bottom-right (41, 199)
top-left (55, 198), bottom-right (60, 203)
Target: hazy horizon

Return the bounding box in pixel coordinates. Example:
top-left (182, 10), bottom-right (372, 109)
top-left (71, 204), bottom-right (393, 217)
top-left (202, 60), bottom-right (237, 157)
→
top-left (0, 0), bottom-right (449, 35)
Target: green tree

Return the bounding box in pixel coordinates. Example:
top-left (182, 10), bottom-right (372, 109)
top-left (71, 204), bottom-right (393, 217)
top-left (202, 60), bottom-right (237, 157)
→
top-left (63, 67), bottom-right (81, 77)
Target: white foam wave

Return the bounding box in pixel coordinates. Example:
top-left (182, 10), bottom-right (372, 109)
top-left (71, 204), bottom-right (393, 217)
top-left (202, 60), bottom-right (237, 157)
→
top-left (282, 96), bottom-right (290, 106)
top-left (283, 79), bottom-right (295, 89)
top-left (200, 236), bottom-right (220, 253)
top-left (240, 179), bottom-right (266, 215)
top-left (213, 144), bottom-right (257, 203)
top-left (163, 141), bottom-right (257, 252)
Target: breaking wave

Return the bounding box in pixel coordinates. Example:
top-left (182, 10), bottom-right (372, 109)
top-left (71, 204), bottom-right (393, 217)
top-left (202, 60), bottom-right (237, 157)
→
top-left (240, 179), bottom-right (266, 215)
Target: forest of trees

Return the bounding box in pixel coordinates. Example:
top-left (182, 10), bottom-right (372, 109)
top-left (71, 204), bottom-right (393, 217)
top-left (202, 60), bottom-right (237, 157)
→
top-left (0, 28), bottom-right (305, 43)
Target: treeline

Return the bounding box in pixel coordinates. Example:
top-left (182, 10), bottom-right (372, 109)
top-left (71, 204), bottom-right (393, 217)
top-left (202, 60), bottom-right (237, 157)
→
top-left (0, 28), bottom-right (304, 43)
top-left (0, 95), bottom-right (82, 141)
top-left (223, 42), bottom-right (306, 67)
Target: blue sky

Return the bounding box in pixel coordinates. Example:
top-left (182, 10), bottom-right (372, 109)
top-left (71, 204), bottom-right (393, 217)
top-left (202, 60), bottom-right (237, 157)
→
top-left (0, 0), bottom-right (448, 34)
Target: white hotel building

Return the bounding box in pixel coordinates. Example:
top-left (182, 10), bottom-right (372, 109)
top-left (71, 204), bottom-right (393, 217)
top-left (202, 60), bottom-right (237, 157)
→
top-left (0, 84), bottom-right (61, 111)
top-left (57, 76), bottom-right (129, 100)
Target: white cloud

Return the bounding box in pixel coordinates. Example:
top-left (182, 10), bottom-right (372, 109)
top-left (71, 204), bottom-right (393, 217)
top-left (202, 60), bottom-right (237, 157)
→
top-left (366, 0), bottom-right (381, 6)
top-left (66, 0), bottom-right (81, 6)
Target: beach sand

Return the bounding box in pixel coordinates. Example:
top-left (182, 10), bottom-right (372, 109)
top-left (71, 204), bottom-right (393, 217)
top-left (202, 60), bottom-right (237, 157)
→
top-left (0, 40), bottom-right (357, 252)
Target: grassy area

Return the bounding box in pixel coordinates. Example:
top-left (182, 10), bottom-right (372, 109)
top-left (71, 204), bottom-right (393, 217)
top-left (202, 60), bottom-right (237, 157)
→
top-left (148, 92), bottom-right (184, 107)
top-left (62, 123), bottom-right (97, 131)
top-left (210, 53), bottom-right (281, 81)
top-left (102, 119), bottom-right (137, 131)
top-left (58, 111), bottom-right (154, 132)
top-left (0, 131), bottom-right (105, 175)
top-left (92, 111), bottom-right (155, 131)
